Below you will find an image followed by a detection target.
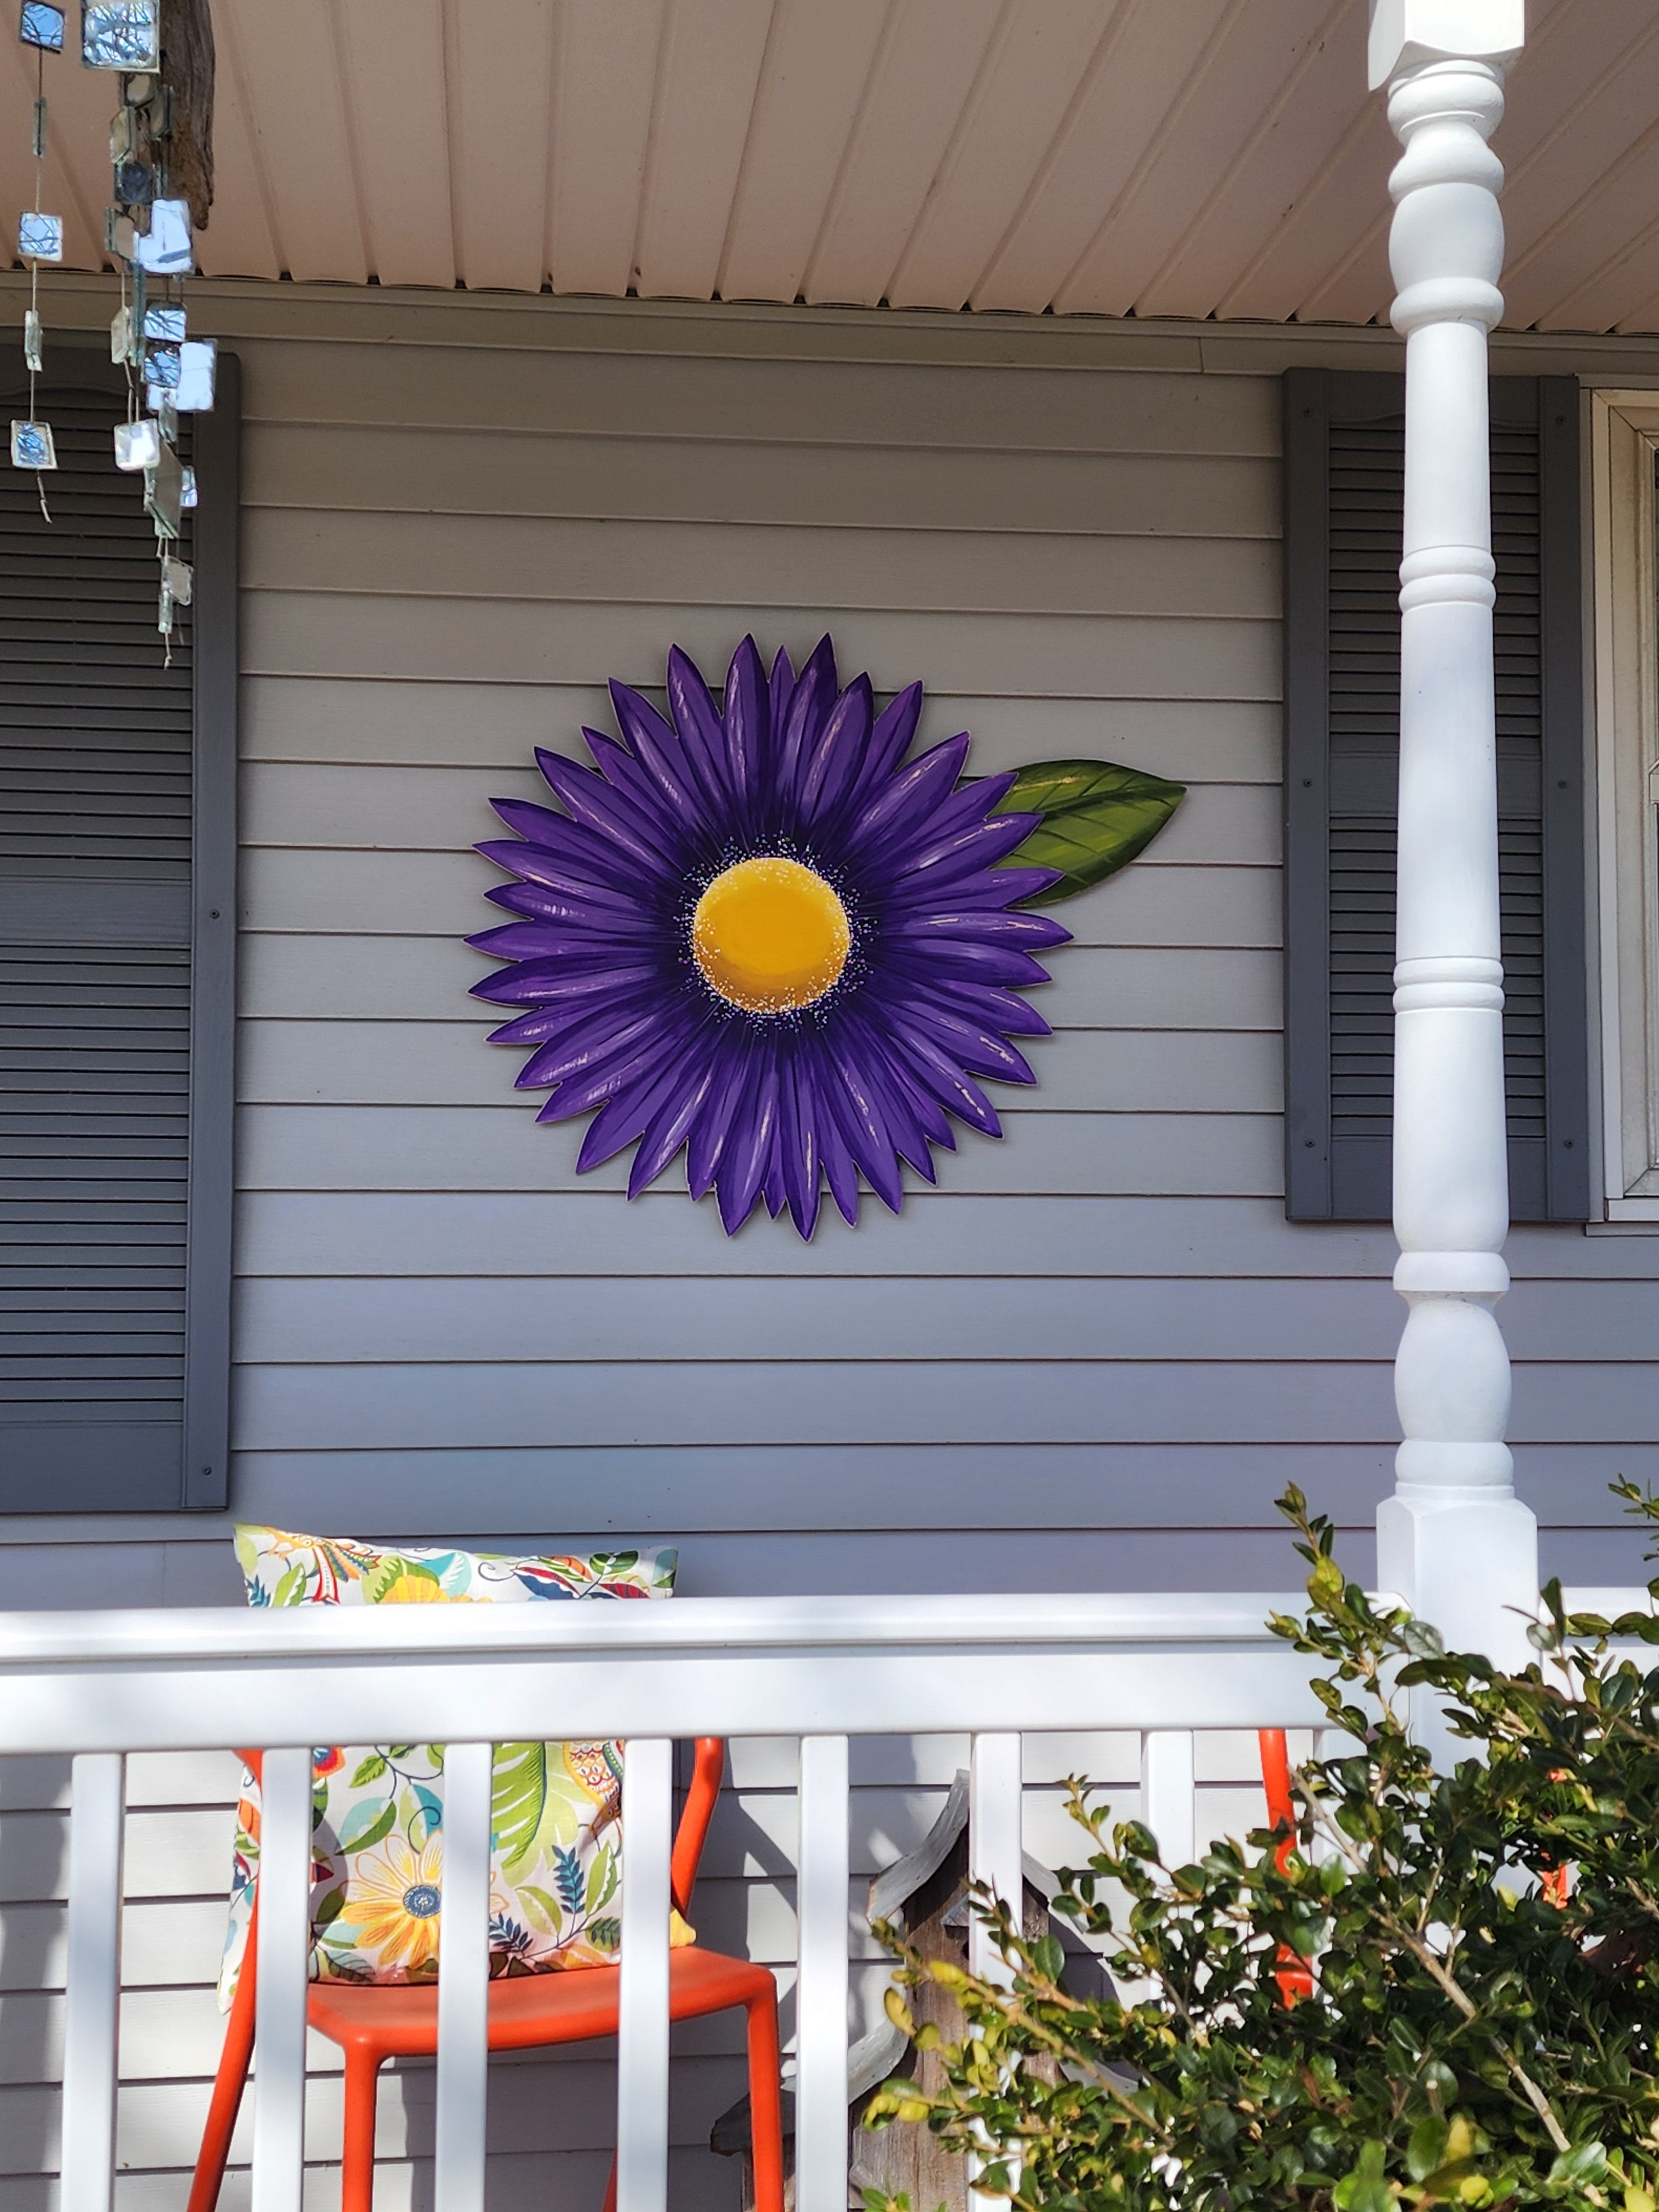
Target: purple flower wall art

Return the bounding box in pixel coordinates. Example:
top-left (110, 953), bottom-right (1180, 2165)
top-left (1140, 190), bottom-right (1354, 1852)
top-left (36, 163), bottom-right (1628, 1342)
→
top-left (471, 638), bottom-right (1184, 1240)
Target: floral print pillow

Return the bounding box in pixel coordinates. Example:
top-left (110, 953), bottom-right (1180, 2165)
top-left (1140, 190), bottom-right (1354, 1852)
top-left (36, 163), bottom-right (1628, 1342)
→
top-left (217, 1526), bottom-right (682, 2010)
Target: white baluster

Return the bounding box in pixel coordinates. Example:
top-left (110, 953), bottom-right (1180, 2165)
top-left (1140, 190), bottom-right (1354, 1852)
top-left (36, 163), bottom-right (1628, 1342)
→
top-left (435, 1741), bottom-right (493, 2212)
top-left (616, 1736), bottom-right (673, 2212)
top-left (967, 1733), bottom-right (1024, 1987)
top-left (1140, 1731), bottom-right (1196, 1867)
top-left (968, 1733), bottom-right (1025, 2196)
top-left (795, 1734), bottom-right (850, 2212)
top-left (1369, 0), bottom-right (1540, 1679)
top-left (60, 1753), bottom-right (125, 2212)
top-left (252, 1747), bottom-right (312, 2212)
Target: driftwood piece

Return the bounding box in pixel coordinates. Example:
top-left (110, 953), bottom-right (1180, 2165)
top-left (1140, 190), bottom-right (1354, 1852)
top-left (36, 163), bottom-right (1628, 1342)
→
top-left (712, 1772), bottom-right (1111, 2209)
top-left (159, 0), bottom-right (213, 227)
top-left (847, 1820), bottom-right (1052, 2212)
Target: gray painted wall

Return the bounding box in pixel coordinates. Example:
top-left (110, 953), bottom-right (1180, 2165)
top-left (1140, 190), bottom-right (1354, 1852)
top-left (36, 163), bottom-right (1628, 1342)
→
top-left (3, 281), bottom-right (1659, 2209)
top-left (3, 281), bottom-right (1653, 1605)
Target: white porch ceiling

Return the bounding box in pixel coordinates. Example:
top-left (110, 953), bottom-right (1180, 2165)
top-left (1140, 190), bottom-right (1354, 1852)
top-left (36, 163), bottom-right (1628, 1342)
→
top-left (8, 0), bottom-right (1659, 332)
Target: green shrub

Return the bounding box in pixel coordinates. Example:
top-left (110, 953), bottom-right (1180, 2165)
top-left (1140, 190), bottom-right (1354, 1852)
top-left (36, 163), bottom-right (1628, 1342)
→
top-left (865, 1485), bottom-right (1659, 2212)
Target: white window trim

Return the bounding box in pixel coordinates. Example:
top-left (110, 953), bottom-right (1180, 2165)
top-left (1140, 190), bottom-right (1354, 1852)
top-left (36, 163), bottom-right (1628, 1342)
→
top-left (1592, 390), bottom-right (1659, 1218)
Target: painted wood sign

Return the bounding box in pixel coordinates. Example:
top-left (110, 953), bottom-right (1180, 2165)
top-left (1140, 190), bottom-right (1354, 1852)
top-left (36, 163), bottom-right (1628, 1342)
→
top-left (471, 637), bottom-right (1182, 1239)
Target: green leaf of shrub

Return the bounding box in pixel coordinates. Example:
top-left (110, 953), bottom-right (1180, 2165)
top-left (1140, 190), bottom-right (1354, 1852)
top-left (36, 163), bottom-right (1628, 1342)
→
top-left (1408, 2119), bottom-right (1449, 2183)
top-left (1548, 2142), bottom-right (1608, 2188)
top-left (991, 759), bottom-right (1186, 904)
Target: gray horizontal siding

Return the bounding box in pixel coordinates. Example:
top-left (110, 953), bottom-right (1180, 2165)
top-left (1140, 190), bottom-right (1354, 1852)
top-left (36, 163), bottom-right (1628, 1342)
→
top-left (245, 426), bottom-right (1279, 536)
top-left (244, 512), bottom-right (1281, 618)
top-left (244, 595), bottom-right (1281, 700)
top-left (240, 680), bottom-right (1284, 779)
top-left (240, 346), bottom-right (1281, 452)
top-left (240, 761), bottom-right (1277, 864)
top-left (6, 286), bottom-right (1657, 2208)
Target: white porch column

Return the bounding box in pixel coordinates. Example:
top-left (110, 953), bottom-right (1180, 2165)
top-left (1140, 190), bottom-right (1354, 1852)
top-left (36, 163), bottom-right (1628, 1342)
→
top-left (1368, 0), bottom-right (1538, 1666)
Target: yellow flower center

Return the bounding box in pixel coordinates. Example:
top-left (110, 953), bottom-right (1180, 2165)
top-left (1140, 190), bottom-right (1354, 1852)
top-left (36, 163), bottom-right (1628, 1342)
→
top-left (691, 856), bottom-right (851, 1014)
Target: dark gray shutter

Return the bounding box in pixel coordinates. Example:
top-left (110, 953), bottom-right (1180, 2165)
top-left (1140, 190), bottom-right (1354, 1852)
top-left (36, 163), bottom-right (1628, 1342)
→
top-left (0, 349), bottom-right (238, 1509)
top-left (1283, 368), bottom-right (1590, 1225)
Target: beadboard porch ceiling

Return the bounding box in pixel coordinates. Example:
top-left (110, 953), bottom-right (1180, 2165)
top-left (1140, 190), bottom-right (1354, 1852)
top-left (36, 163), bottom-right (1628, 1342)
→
top-left (8, 0), bottom-right (1659, 332)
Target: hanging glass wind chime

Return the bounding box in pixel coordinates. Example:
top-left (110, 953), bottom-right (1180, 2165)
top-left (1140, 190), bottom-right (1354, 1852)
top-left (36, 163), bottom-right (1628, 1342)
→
top-left (13, 0), bottom-right (213, 653)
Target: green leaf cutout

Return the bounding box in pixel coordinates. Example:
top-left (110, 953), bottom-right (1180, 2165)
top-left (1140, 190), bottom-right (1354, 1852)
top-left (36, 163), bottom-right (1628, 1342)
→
top-left (991, 759), bottom-right (1185, 905)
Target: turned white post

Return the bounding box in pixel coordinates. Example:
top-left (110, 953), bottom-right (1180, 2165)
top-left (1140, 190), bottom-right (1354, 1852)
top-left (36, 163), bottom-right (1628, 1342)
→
top-left (1368, 0), bottom-right (1539, 1667)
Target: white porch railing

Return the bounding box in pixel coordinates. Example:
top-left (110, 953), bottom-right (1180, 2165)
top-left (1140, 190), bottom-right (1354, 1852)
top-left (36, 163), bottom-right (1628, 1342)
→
top-left (3, 1592), bottom-right (1334, 2212)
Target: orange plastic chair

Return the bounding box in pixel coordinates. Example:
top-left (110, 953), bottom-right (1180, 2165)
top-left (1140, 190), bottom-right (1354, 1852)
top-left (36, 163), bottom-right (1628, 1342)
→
top-left (187, 1738), bottom-right (785, 2212)
top-left (1258, 1728), bottom-right (1317, 2005)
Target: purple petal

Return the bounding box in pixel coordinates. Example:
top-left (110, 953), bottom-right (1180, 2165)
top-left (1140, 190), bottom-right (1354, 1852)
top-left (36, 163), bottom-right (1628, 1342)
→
top-left (577, 729), bottom-right (695, 851)
top-left (687, 1037), bottom-right (751, 1199)
top-left (478, 825), bottom-right (631, 900)
top-left (577, 1047), bottom-right (703, 1173)
top-left (984, 865), bottom-right (1065, 905)
top-left (846, 733), bottom-right (971, 866)
top-left (776, 1050), bottom-right (821, 1240)
top-left (761, 1130), bottom-right (788, 1220)
top-left (515, 1000), bottom-right (668, 1089)
top-left (535, 1022), bottom-right (688, 1122)
top-left (716, 1048), bottom-right (779, 1234)
top-left (902, 978), bottom-right (1053, 1039)
top-left (884, 1023), bottom-right (1003, 1138)
top-left (488, 1005), bottom-right (606, 1046)
top-left (625, 1053), bottom-right (722, 1196)
top-left (798, 675), bottom-right (872, 837)
top-left (773, 636), bottom-right (838, 815)
top-left (474, 958), bottom-right (661, 1006)
top-left (535, 748), bottom-right (682, 882)
top-left (806, 1053), bottom-right (861, 1227)
top-left (891, 1003), bottom-right (1037, 1086)
top-left (827, 1013), bottom-right (942, 1194)
top-left (722, 637), bottom-right (769, 837)
top-left (885, 939), bottom-right (1053, 989)
top-left (819, 1042), bottom-right (909, 1211)
top-left (892, 807), bottom-right (1039, 884)
top-left (841, 1013), bottom-right (952, 1161)
top-left (608, 680), bottom-right (714, 837)
top-left (883, 859), bottom-right (1063, 915)
top-left (666, 645), bottom-right (735, 817)
top-left (893, 910), bottom-right (1072, 952)
top-left (469, 915), bottom-right (659, 958)
top-left (483, 879), bottom-right (660, 930)
top-left (845, 681), bottom-right (921, 812)
top-left (851, 783), bottom-right (1020, 896)
top-left (769, 648), bottom-right (796, 755)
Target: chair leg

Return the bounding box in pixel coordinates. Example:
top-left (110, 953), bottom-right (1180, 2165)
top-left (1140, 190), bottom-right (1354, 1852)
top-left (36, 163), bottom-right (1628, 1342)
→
top-left (745, 1983), bottom-right (786, 2212)
top-left (340, 2046), bottom-right (384, 2212)
top-left (185, 1979), bottom-right (257, 2212)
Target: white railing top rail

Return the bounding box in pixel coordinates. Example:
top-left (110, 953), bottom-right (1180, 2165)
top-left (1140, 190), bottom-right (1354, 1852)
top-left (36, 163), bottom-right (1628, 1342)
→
top-left (1562, 1587), bottom-right (1655, 1617)
top-left (0, 1589), bottom-right (1337, 1754)
top-left (0, 1588), bottom-right (1320, 1662)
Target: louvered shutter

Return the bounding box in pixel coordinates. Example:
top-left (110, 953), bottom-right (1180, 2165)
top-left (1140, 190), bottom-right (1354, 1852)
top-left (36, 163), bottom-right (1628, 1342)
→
top-left (1283, 369), bottom-right (1590, 1224)
top-left (0, 351), bottom-right (237, 1509)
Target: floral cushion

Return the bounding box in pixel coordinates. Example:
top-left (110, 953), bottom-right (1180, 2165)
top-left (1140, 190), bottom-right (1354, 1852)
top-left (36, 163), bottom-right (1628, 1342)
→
top-left (217, 1526), bottom-right (682, 2008)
